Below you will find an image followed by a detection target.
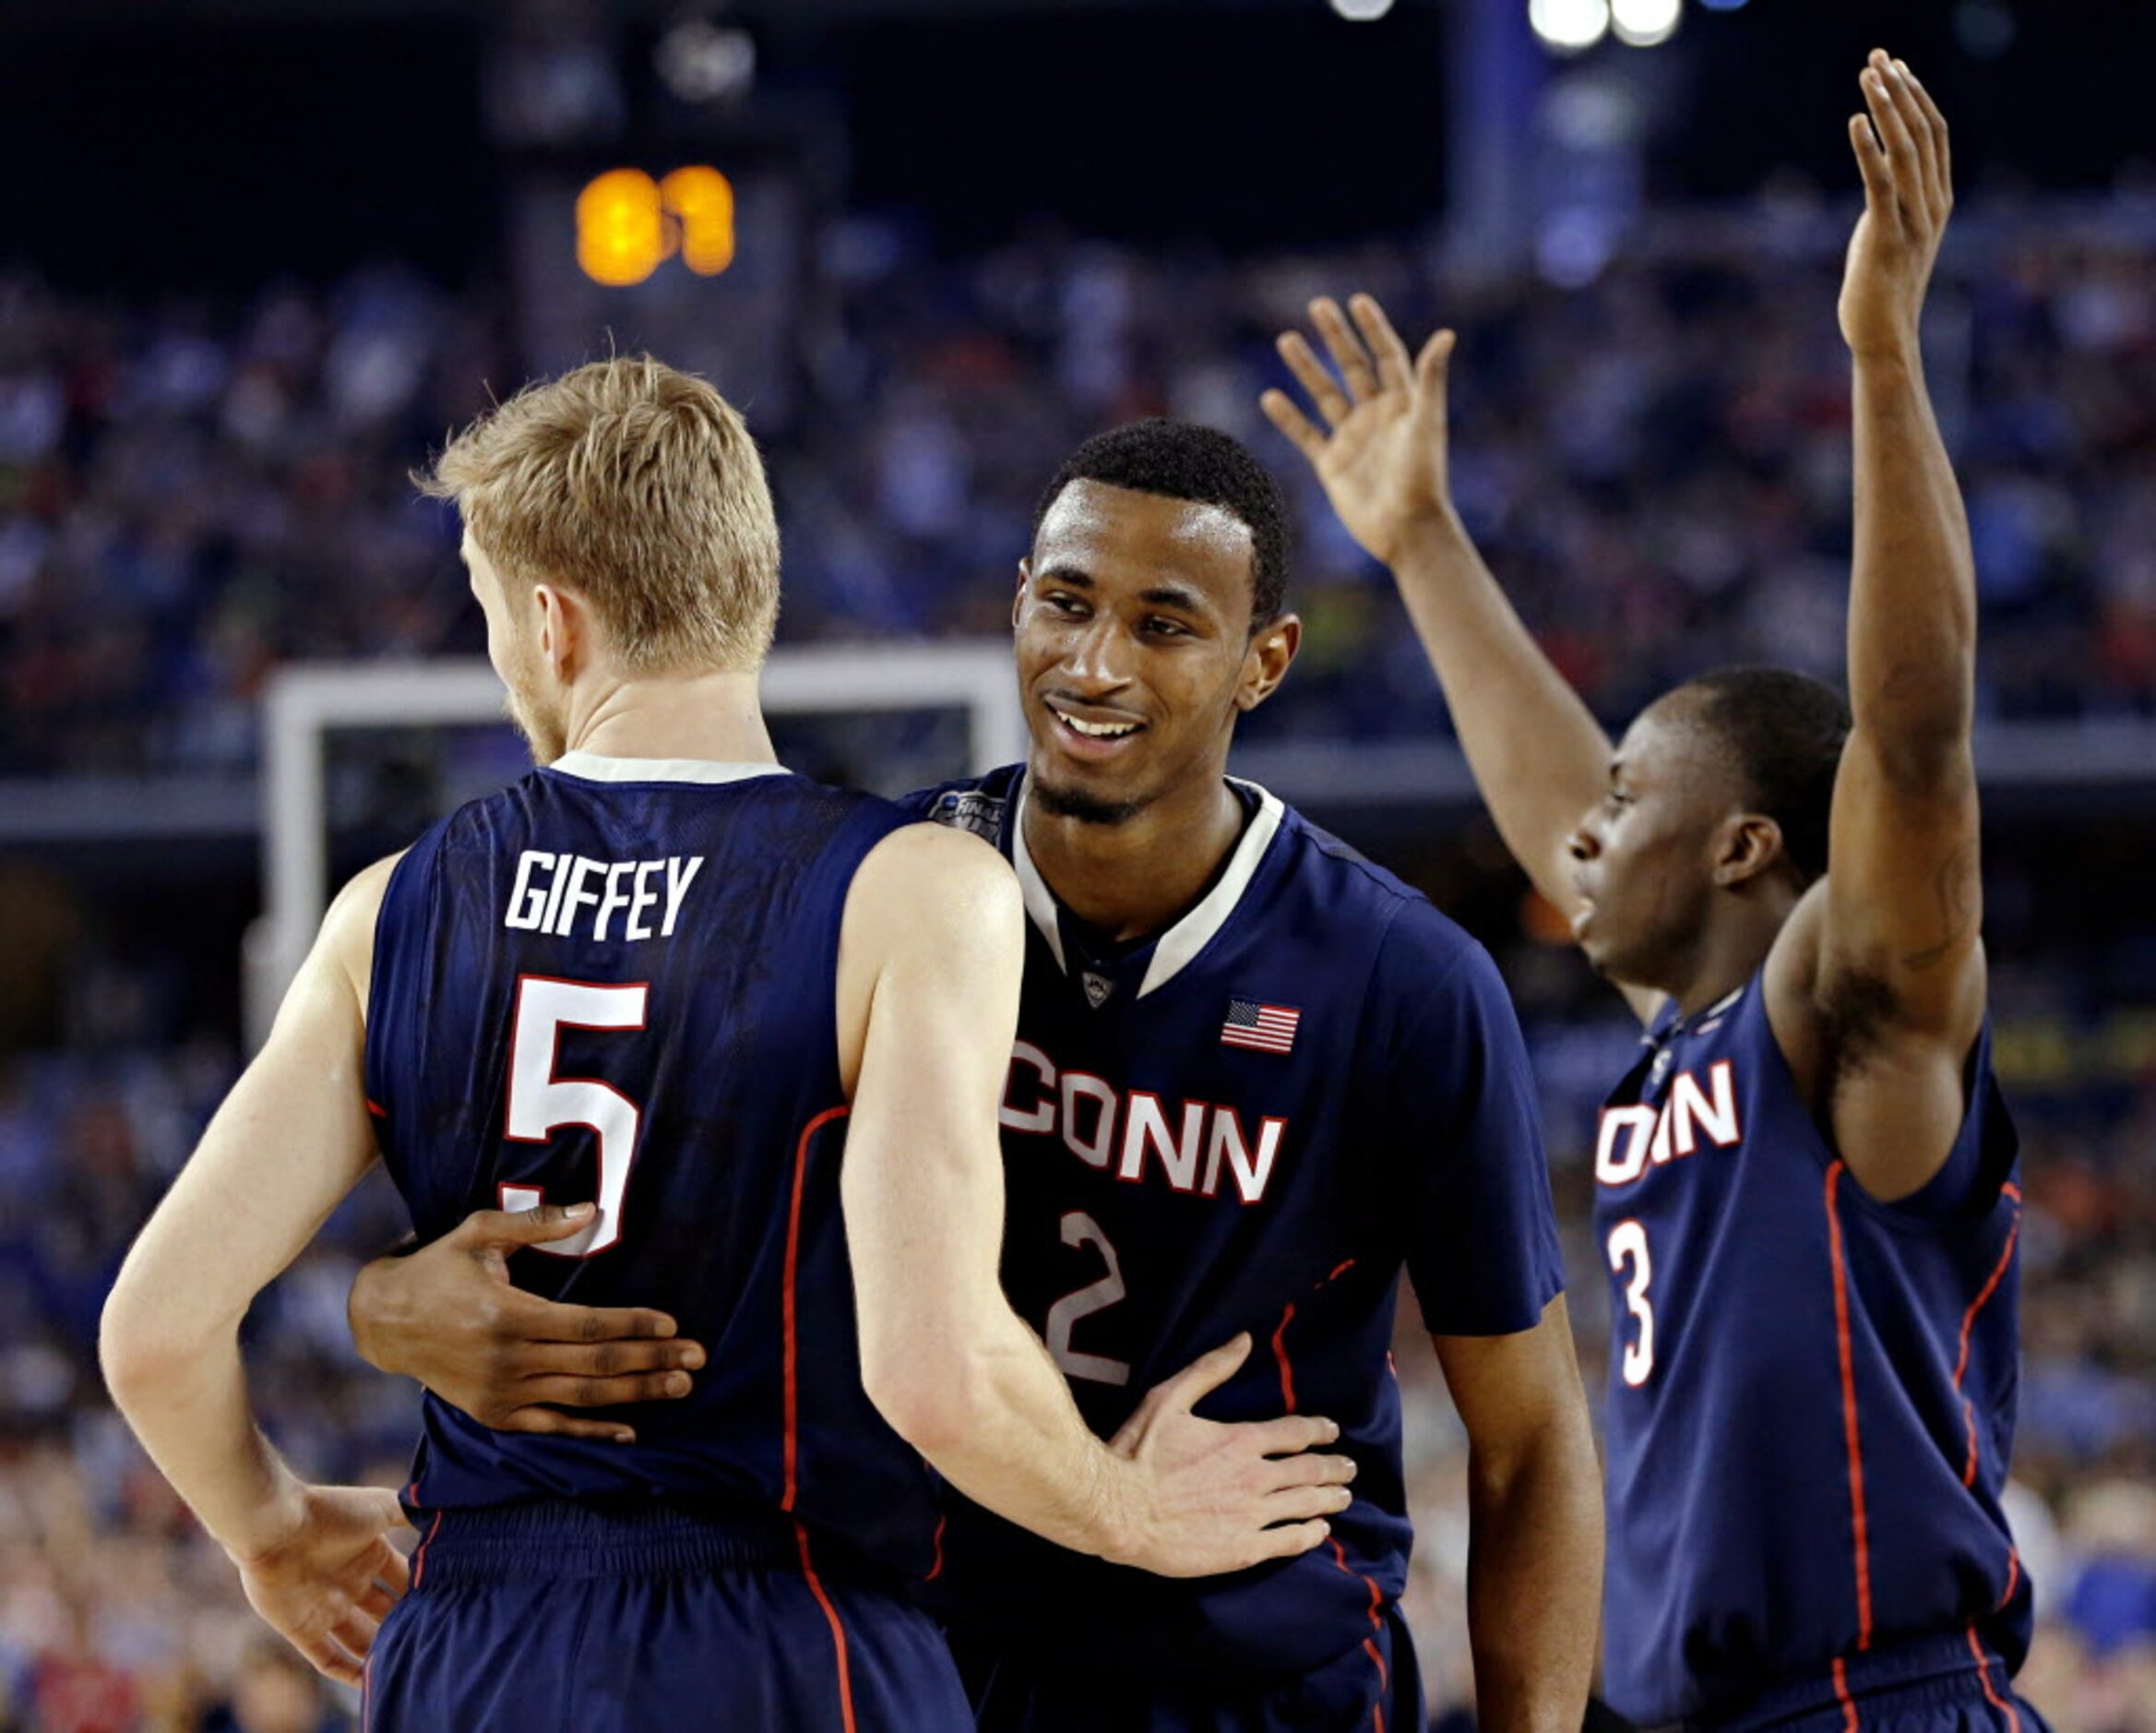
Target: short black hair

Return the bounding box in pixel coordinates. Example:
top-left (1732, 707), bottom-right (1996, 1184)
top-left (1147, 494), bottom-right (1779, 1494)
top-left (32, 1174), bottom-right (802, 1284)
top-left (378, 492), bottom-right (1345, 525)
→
top-left (1031, 419), bottom-right (1291, 627)
top-left (1678, 666), bottom-right (1852, 885)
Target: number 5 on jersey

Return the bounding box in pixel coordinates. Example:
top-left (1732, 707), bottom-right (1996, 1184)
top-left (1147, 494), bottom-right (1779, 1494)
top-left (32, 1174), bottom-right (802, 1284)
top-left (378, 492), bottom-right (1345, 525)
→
top-left (502, 975), bottom-right (649, 1257)
top-left (1606, 1218), bottom-right (1655, 1387)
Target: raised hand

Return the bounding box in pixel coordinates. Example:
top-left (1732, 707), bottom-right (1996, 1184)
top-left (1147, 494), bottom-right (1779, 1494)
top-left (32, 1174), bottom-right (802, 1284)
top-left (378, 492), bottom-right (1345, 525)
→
top-left (1260, 293), bottom-right (1458, 568)
top-left (1103, 1333), bottom-right (1355, 1579)
top-left (229, 1482), bottom-right (410, 1686)
top-left (347, 1201), bottom-right (706, 1442)
top-left (1840, 50), bottom-right (1952, 362)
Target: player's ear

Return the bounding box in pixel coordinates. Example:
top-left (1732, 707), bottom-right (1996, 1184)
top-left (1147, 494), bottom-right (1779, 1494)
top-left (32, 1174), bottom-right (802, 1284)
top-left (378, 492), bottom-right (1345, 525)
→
top-left (1711, 813), bottom-right (1785, 890)
top-left (530, 582), bottom-right (583, 679)
top-left (1235, 613), bottom-right (1301, 712)
top-left (1012, 559), bottom-right (1030, 629)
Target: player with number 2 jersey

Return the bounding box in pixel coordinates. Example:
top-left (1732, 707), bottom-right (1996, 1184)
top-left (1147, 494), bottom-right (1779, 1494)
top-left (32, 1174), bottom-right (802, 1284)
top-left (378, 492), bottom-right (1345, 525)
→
top-left (909, 759), bottom-right (1565, 1728)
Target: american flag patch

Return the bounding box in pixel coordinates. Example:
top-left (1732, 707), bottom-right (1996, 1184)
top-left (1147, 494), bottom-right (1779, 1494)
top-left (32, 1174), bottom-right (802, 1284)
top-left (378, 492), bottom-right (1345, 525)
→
top-left (1221, 998), bottom-right (1299, 1055)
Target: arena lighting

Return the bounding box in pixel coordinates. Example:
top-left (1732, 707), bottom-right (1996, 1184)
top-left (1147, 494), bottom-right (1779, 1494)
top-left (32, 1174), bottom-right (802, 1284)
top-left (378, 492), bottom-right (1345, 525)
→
top-left (1529, 0), bottom-right (1612, 54)
top-left (1697, 0), bottom-right (1747, 10)
top-left (1328, 0), bottom-right (1398, 19)
top-left (1611, 0), bottom-right (1682, 47)
top-left (574, 166), bottom-right (738, 287)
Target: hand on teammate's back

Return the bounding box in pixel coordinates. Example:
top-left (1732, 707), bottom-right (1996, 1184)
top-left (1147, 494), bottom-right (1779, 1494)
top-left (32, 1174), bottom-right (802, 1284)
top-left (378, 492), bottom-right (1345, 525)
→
top-left (346, 1201), bottom-right (707, 1442)
top-left (1839, 50), bottom-right (1951, 362)
top-left (1102, 1333), bottom-right (1356, 1578)
top-left (228, 1482), bottom-right (410, 1686)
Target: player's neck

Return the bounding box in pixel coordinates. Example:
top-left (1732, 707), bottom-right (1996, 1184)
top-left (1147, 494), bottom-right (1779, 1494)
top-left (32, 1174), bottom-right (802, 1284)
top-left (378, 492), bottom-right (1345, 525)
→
top-left (1661, 900), bottom-right (1785, 1020)
top-left (556, 669), bottom-right (779, 767)
top-left (1025, 774), bottom-right (1247, 945)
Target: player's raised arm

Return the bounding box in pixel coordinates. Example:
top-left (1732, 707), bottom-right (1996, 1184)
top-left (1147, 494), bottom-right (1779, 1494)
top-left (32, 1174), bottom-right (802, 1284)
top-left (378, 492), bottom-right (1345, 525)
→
top-left (1766, 54), bottom-right (1986, 1201)
top-left (100, 857), bottom-right (411, 1686)
top-left (1262, 297), bottom-right (1653, 1022)
top-left (840, 822), bottom-right (1354, 1577)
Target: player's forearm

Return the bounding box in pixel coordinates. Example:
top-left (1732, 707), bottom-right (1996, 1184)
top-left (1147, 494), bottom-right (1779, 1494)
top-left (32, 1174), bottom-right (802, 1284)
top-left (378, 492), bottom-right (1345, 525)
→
top-left (886, 1309), bottom-right (1141, 1563)
top-left (1848, 345), bottom-right (1977, 771)
top-left (1462, 1411), bottom-right (1603, 1733)
top-left (1388, 512), bottom-right (1611, 911)
top-left (101, 1313), bottom-right (306, 1560)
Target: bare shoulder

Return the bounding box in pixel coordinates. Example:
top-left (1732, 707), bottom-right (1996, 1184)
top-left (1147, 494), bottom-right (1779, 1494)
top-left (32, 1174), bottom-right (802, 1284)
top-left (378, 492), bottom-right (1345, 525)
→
top-left (320, 851), bottom-right (407, 1004)
top-left (1763, 879), bottom-right (1834, 1079)
top-left (854, 821), bottom-right (1019, 920)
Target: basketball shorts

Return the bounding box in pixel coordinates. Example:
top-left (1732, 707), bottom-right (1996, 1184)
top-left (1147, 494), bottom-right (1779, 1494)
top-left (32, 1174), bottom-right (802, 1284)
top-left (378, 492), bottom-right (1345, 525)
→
top-left (363, 1500), bottom-right (971, 1731)
top-left (952, 1603), bottom-right (1423, 1733)
top-left (1678, 1631), bottom-right (2051, 1733)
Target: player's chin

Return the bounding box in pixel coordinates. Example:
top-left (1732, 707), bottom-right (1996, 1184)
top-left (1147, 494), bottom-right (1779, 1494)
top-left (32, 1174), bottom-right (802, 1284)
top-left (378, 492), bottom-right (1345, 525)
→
top-left (1030, 762), bottom-right (1149, 827)
top-left (1576, 924), bottom-right (1626, 979)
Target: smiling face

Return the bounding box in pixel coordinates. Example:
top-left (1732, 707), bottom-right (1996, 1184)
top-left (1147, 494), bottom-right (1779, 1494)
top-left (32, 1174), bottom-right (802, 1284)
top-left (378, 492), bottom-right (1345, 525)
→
top-left (1015, 479), bottom-right (1296, 825)
top-left (1566, 694), bottom-right (1751, 990)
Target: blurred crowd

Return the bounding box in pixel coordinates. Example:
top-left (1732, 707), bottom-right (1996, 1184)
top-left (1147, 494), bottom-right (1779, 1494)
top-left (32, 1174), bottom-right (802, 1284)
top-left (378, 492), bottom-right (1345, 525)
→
top-left (1, 969), bottom-right (2150, 1728)
top-left (3, 202), bottom-right (2154, 1729)
top-left (4, 202), bottom-right (2156, 775)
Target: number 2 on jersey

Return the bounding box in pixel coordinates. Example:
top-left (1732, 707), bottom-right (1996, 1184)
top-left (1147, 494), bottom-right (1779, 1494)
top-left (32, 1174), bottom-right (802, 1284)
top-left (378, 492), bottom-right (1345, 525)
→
top-left (1606, 1218), bottom-right (1654, 1387)
top-left (1046, 1212), bottom-right (1131, 1387)
top-left (502, 974), bottom-right (649, 1257)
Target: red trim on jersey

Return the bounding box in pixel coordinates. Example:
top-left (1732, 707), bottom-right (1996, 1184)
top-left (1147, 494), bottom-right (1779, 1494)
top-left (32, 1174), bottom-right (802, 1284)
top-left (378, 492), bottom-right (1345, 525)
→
top-left (1997, 1548), bottom-right (2020, 1610)
top-left (1967, 1625), bottom-right (2020, 1733)
top-left (1830, 1655), bottom-right (1858, 1733)
top-left (1271, 1303), bottom-right (1298, 1412)
top-left (1824, 1161), bottom-right (1874, 1649)
top-left (1954, 1212), bottom-right (2021, 1488)
top-left (1324, 1536), bottom-right (1389, 1727)
top-left (924, 1512), bottom-right (947, 1583)
top-left (783, 1105), bottom-right (850, 1512)
top-left (410, 1511), bottom-right (444, 1590)
top-left (1327, 1258), bottom-right (1356, 1285)
top-left (796, 1523), bottom-right (859, 1733)
top-left (364, 1098), bottom-right (387, 1119)
top-left (2001, 1180), bottom-right (2020, 1203)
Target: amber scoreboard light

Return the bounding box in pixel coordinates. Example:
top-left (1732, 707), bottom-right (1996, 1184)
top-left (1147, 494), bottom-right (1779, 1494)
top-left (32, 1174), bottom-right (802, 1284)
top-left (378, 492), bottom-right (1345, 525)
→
top-left (575, 166), bottom-right (738, 287)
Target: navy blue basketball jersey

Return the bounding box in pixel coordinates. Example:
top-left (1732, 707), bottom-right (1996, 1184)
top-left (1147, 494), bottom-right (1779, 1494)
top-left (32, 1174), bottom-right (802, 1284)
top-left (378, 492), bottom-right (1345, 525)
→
top-left (364, 750), bottom-right (937, 1577)
top-left (1592, 972), bottom-right (2029, 1726)
top-left (906, 765), bottom-right (1564, 1690)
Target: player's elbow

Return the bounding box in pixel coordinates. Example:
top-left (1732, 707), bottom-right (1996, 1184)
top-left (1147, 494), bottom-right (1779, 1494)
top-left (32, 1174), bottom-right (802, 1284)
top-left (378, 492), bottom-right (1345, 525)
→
top-left (99, 1275), bottom-right (177, 1414)
top-left (859, 1331), bottom-right (997, 1460)
top-left (99, 1259), bottom-right (227, 1414)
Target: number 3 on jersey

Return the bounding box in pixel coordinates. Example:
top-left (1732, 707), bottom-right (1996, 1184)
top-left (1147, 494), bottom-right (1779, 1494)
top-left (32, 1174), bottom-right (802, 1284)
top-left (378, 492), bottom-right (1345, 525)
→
top-left (1606, 1218), bottom-right (1655, 1387)
top-left (502, 975), bottom-right (649, 1257)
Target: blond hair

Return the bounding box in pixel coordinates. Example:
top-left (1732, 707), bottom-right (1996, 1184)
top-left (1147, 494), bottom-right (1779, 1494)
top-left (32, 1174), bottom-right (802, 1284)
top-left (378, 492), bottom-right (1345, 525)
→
top-left (418, 356), bottom-right (780, 672)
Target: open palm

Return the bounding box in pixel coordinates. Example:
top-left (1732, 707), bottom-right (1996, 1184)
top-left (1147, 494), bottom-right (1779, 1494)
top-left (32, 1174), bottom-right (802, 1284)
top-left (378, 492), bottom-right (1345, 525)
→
top-left (1261, 293), bottom-right (1458, 568)
top-left (1837, 51), bottom-right (1950, 360)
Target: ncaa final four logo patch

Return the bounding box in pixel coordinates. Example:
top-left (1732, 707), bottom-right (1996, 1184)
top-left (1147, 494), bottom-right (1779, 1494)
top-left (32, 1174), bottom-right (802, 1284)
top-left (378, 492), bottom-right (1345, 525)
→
top-left (1221, 998), bottom-right (1299, 1055)
top-left (1082, 971), bottom-right (1114, 1009)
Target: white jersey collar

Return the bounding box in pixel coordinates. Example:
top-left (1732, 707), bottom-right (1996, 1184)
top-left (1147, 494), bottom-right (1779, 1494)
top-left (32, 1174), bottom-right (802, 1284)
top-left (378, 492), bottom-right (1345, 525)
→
top-left (548, 751), bottom-right (790, 787)
top-left (1010, 773), bottom-right (1286, 1000)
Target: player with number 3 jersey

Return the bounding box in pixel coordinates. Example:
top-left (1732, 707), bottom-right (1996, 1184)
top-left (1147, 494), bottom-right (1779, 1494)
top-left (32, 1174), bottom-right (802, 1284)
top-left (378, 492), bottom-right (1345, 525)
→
top-left (101, 359), bottom-right (1355, 1730)
top-left (1268, 53), bottom-right (2043, 1733)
